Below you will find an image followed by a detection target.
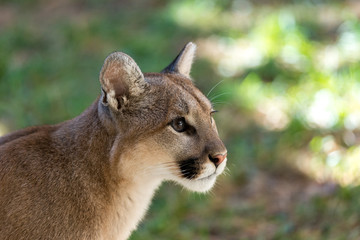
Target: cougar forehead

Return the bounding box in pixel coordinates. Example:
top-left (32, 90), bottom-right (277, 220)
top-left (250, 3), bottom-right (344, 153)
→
top-left (165, 73), bottom-right (211, 109)
top-left (145, 73), bottom-right (212, 118)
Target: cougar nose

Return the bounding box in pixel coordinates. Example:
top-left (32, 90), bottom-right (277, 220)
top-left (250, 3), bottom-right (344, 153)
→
top-left (209, 153), bottom-right (227, 167)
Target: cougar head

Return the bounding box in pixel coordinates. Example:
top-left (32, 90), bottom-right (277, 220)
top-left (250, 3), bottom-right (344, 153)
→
top-left (99, 42), bottom-right (227, 192)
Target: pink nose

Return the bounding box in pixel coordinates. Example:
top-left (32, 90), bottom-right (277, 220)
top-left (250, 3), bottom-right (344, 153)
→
top-left (209, 153), bottom-right (227, 167)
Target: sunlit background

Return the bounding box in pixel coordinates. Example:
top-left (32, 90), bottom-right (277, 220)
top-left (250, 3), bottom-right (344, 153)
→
top-left (1, 0), bottom-right (360, 239)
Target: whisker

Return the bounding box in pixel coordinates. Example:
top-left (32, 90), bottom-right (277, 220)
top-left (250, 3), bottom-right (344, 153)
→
top-left (210, 92), bottom-right (231, 102)
top-left (211, 101), bottom-right (229, 105)
top-left (207, 80), bottom-right (225, 97)
top-left (142, 167), bottom-right (179, 173)
top-left (211, 102), bottom-right (228, 107)
top-left (140, 166), bottom-right (179, 176)
top-left (212, 101), bottom-right (227, 104)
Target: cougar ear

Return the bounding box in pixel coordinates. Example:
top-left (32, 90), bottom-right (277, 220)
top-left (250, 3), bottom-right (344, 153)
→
top-left (99, 52), bottom-right (146, 110)
top-left (161, 42), bottom-right (197, 78)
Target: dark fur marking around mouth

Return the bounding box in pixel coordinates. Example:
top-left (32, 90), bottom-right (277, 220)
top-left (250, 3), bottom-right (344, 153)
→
top-left (178, 158), bottom-right (200, 180)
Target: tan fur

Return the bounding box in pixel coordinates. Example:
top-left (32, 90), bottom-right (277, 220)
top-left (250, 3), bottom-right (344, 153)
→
top-left (0, 43), bottom-right (227, 240)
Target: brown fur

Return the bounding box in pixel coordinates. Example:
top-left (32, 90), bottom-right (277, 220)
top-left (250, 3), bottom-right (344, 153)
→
top-left (0, 43), bottom-right (227, 240)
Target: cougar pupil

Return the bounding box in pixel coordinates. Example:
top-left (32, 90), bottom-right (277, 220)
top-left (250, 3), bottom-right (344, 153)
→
top-left (171, 117), bottom-right (187, 132)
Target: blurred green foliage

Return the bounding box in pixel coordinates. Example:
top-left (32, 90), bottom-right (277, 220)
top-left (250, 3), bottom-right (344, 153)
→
top-left (1, 0), bottom-right (360, 239)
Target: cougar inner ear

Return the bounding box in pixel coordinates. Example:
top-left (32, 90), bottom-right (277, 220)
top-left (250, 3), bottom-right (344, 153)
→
top-left (162, 42), bottom-right (197, 78)
top-left (99, 52), bottom-right (146, 110)
top-left (101, 88), bottom-right (108, 106)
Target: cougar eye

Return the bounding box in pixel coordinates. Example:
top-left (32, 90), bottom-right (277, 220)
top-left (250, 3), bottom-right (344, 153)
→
top-left (170, 117), bottom-right (188, 132)
top-left (210, 110), bottom-right (218, 123)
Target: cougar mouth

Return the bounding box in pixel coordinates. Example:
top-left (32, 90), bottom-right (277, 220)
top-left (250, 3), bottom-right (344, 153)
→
top-left (196, 172), bottom-right (217, 181)
top-left (178, 157), bottom-right (224, 182)
top-left (174, 156), bottom-right (226, 193)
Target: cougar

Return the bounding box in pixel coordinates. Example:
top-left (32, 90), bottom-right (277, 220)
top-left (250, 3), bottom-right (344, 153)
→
top-left (0, 42), bottom-right (227, 240)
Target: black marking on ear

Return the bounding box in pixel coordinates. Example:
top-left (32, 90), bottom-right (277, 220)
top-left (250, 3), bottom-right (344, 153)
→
top-left (161, 42), bottom-right (196, 77)
top-left (178, 158), bottom-right (200, 179)
top-left (162, 50), bottom-right (183, 73)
